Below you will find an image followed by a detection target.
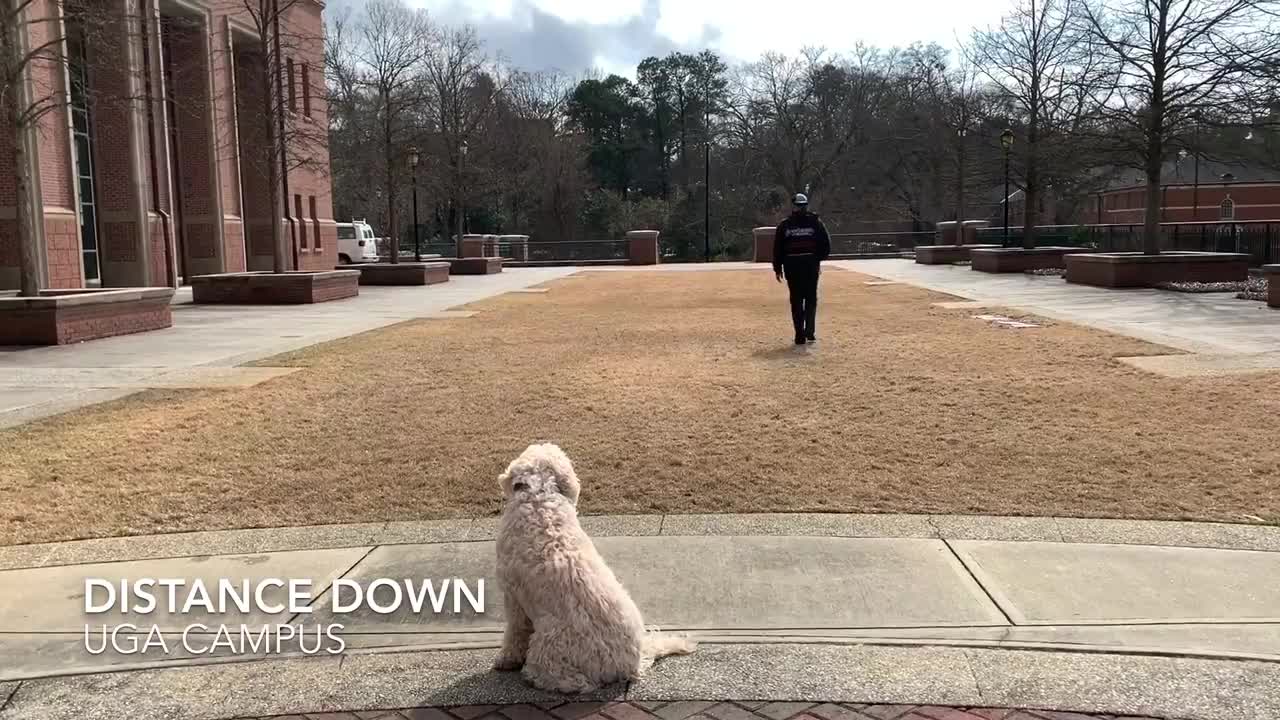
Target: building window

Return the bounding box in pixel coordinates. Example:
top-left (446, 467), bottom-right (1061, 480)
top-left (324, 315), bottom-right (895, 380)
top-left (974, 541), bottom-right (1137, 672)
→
top-left (67, 24), bottom-right (100, 285)
top-left (302, 63), bottom-right (311, 117)
top-left (295, 194), bottom-right (306, 248)
top-left (309, 195), bottom-right (320, 248)
top-left (287, 58), bottom-right (296, 112)
top-left (1219, 196), bottom-right (1235, 221)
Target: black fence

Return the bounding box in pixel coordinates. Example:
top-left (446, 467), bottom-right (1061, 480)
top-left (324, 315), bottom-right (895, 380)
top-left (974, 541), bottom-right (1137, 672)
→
top-left (523, 240), bottom-right (629, 263)
top-left (975, 221), bottom-right (1280, 267)
top-left (829, 231), bottom-right (936, 256)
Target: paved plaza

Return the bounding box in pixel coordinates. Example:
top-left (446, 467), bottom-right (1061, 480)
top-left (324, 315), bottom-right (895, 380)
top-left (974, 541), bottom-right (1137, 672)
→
top-left (839, 260), bottom-right (1280, 355)
top-left (2, 261), bottom-right (1278, 719)
top-left (0, 269), bottom-right (575, 429)
top-left (6, 260), bottom-right (1280, 430)
top-left (1, 514), bottom-right (1278, 719)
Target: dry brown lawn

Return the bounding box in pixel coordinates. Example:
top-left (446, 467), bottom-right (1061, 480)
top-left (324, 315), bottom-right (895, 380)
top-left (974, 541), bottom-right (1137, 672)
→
top-left (3, 268), bottom-right (1279, 545)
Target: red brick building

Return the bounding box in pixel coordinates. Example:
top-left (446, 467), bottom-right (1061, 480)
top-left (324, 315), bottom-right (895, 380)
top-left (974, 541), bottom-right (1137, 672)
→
top-left (0, 0), bottom-right (336, 292)
top-left (1088, 163), bottom-right (1280, 225)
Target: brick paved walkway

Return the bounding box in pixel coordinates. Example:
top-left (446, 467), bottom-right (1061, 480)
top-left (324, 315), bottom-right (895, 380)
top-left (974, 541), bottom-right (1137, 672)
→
top-left (253, 700), bottom-right (1172, 720)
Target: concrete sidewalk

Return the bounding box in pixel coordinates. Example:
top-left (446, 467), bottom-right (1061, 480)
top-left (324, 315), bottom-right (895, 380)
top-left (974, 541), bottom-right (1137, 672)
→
top-left (839, 259), bottom-right (1280, 355)
top-left (0, 268), bottom-right (575, 429)
top-left (1, 513), bottom-right (1277, 720)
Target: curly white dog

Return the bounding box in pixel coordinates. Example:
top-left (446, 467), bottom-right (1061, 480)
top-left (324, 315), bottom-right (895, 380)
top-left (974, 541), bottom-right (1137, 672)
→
top-left (493, 443), bottom-right (695, 693)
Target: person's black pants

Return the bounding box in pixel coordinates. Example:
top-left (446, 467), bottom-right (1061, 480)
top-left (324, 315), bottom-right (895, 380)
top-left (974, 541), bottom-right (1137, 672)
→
top-left (783, 258), bottom-right (820, 339)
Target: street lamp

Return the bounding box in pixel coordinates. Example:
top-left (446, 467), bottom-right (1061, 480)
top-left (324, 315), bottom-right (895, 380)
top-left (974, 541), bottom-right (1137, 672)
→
top-left (957, 127), bottom-right (968, 230)
top-left (408, 146), bottom-right (420, 262)
top-left (457, 141), bottom-right (468, 256)
top-left (1000, 128), bottom-right (1014, 247)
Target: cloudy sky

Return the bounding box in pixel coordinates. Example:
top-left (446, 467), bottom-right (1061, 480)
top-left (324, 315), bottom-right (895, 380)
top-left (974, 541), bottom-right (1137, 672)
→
top-left (329, 0), bottom-right (1015, 77)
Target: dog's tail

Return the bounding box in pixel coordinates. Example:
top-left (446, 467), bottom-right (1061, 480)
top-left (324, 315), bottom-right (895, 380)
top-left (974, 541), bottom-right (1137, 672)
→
top-left (639, 627), bottom-right (697, 671)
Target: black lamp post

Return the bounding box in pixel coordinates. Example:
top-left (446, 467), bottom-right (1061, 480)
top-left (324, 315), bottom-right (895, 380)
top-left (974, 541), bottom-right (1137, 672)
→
top-left (456, 140), bottom-right (468, 257)
top-left (408, 146), bottom-right (420, 262)
top-left (1000, 128), bottom-right (1014, 247)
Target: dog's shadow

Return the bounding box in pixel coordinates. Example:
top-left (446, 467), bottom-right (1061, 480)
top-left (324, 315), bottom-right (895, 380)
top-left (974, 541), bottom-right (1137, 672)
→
top-left (418, 667), bottom-right (629, 706)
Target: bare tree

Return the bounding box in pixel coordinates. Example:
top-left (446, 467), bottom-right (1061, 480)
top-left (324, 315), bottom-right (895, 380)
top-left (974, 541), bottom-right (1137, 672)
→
top-left (507, 69), bottom-right (573, 131)
top-left (970, 0), bottom-right (1105, 247)
top-left (1080, 0), bottom-right (1278, 253)
top-left (330, 0), bottom-right (432, 263)
top-left (421, 24), bottom-right (507, 254)
top-left (724, 46), bottom-right (896, 204)
top-left (946, 62), bottom-right (986, 236)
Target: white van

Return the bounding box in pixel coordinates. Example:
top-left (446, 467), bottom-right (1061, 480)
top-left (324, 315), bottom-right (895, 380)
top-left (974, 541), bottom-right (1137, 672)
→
top-left (336, 220), bottom-right (381, 264)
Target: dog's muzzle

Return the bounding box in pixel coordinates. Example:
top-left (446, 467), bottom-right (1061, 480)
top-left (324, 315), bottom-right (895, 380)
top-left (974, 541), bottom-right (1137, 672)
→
top-left (512, 482), bottom-right (529, 493)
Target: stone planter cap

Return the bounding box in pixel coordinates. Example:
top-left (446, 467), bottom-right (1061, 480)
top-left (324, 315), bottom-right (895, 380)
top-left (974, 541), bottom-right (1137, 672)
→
top-left (1, 287), bottom-right (174, 309)
top-left (1066, 251), bottom-right (1250, 264)
top-left (969, 246), bottom-right (1086, 255)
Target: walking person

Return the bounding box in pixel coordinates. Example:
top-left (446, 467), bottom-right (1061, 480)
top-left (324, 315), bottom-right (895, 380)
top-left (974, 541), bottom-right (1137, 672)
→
top-left (773, 193), bottom-right (831, 345)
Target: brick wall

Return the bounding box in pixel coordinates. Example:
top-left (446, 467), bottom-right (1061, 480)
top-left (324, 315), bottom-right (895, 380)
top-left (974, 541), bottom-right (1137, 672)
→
top-left (0, 220), bottom-right (17, 267)
top-left (149, 215), bottom-right (169, 285)
top-left (87, 16), bottom-right (137, 219)
top-left (1097, 183), bottom-right (1280, 224)
top-left (165, 18), bottom-right (223, 280)
top-left (3, 0), bottom-right (337, 289)
top-left (54, 300), bottom-right (172, 343)
top-left (222, 219), bottom-right (246, 272)
top-left (215, 0), bottom-right (336, 275)
top-left (0, 104), bottom-right (16, 287)
top-left (192, 269), bottom-right (357, 303)
top-left (29, 0), bottom-right (74, 211)
top-left (44, 212), bottom-right (82, 288)
top-left (0, 295), bottom-right (173, 345)
top-left (233, 47), bottom-right (275, 270)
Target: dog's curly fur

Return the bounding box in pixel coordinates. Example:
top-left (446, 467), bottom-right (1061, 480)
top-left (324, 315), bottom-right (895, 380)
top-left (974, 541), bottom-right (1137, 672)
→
top-left (493, 443), bottom-right (696, 693)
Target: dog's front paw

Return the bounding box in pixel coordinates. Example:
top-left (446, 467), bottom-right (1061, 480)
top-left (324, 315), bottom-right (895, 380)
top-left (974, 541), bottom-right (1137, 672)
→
top-left (493, 653), bottom-right (525, 671)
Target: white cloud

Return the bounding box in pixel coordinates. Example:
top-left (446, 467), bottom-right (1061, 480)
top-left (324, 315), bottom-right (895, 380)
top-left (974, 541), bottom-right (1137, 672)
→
top-left (394, 0), bottom-right (1017, 74)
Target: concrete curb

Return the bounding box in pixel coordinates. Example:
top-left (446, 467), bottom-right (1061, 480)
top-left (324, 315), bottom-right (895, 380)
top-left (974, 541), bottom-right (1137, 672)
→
top-left (1, 644), bottom-right (1276, 720)
top-left (2, 513), bottom-right (1277, 572)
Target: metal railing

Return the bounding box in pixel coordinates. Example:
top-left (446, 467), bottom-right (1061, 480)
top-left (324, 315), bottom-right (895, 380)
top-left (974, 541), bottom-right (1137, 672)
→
top-left (975, 221), bottom-right (1279, 267)
top-left (393, 239), bottom-right (632, 262)
top-left (829, 231), bottom-right (936, 255)
top-left (520, 240), bottom-right (630, 263)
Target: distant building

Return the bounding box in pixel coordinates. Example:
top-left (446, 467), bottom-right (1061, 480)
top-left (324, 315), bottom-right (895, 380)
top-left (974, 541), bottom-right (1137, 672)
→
top-left (1087, 161), bottom-right (1280, 225)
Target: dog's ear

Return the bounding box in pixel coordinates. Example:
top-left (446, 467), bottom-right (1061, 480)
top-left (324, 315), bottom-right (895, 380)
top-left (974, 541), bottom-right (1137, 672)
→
top-left (542, 447), bottom-right (580, 506)
top-left (556, 468), bottom-right (580, 505)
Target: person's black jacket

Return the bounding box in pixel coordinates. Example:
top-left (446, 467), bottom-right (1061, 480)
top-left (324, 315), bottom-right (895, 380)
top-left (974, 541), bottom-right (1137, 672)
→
top-left (773, 210), bottom-right (831, 274)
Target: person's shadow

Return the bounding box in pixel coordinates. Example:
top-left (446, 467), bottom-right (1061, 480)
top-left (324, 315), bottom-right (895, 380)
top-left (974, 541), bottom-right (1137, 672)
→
top-left (752, 344), bottom-right (814, 361)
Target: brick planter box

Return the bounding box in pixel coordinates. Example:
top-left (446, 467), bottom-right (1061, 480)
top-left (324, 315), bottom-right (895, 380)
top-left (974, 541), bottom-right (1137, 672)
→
top-left (914, 244), bottom-right (1000, 264)
top-left (970, 246), bottom-right (1089, 273)
top-left (0, 287), bottom-right (175, 346)
top-left (752, 226), bottom-right (775, 263)
top-left (191, 270), bottom-right (359, 304)
top-left (375, 253), bottom-right (441, 263)
top-left (349, 262), bottom-right (450, 286)
top-left (447, 257), bottom-right (504, 275)
top-left (460, 235), bottom-right (488, 258)
top-left (1065, 251), bottom-right (1250, 288)
top-left (1263, 265), bottom-right (1280, 308)
top-left (626, 230), bottom-right (661, 265)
